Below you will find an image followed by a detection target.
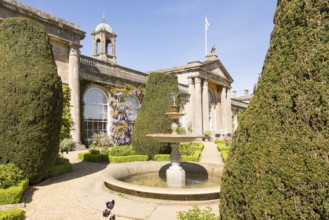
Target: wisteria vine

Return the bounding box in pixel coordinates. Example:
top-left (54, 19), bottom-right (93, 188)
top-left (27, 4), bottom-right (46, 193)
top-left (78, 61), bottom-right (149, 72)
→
top-left (109, 84), bottom-right (144, 145)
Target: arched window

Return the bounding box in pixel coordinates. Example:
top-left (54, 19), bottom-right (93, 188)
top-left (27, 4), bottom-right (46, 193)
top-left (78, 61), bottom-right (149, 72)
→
top-left (124, 95), bottom-right (140, 122)
top-left (83, 88), bottom-right (108, 140)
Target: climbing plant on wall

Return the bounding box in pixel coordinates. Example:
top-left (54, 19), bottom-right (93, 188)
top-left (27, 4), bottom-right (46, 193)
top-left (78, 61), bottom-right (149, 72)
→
top-left (109, 84), bottom-right (144, 145)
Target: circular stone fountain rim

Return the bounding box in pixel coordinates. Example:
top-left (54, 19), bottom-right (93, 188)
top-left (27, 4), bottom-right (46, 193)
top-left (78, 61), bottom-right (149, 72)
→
top-left (102, 161), bottom-right (222, 200)
top-left (146, 134), bottom-right (205, 143)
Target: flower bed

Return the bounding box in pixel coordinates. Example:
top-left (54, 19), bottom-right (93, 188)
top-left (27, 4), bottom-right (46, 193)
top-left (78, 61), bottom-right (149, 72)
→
top-left (0, 209), bottom-right (25, 220)
top-left (0, 179), bottom-right (29, 205)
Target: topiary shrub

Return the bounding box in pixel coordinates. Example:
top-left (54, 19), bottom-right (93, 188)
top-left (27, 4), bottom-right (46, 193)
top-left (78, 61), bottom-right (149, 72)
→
top-left (220, 1), bottom-right (329, 219)
top-left (131, 72), bottom-right (178, 158)
top-left (0, 17), bottom-right (63, 184)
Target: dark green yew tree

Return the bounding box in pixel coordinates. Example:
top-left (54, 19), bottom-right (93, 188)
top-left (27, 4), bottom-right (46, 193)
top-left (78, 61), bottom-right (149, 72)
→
top-left (0, 17), bottom-right (63, 184)
top-left (132, 72), bottom-right (178, 157)
top-left (220, 0), bottom-right (329, 219)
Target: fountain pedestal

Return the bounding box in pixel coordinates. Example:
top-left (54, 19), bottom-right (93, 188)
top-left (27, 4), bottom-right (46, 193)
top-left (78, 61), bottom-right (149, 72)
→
top-left (147, 102), bottom-right (204, 188)
top-left (166, 143), bottom-right (185, 187)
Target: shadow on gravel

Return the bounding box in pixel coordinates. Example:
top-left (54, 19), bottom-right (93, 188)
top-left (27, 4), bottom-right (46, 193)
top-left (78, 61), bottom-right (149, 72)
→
top-left (23, 158), bottom-right (108, 204)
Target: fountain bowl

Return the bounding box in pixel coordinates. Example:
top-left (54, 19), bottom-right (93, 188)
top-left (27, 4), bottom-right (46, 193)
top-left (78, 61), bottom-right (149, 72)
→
top-left (146, 134), bottom-right (204, 143)
top-left (102, 161), bottom-right (223, 201)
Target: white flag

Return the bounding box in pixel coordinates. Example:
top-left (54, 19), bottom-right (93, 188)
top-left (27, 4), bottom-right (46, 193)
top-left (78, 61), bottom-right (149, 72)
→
top-left (205, 16), bottom-right (210, 30)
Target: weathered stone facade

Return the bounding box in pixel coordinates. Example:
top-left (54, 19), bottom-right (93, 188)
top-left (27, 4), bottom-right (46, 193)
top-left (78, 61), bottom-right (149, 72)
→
top-left (0, 0), bottom-right (250, 145)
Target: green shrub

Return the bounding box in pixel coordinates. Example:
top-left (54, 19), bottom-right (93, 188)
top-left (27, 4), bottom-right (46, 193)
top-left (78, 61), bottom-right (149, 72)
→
top-left (88, 148), bottom-right (100, 155)
top-left (0, 209), bottom-right (25, 220)
top-left (59, 138), bottom-right (75, 154)
top-left (154, 154), bottom-right (170, 161)
top-left (154, 143), bottom-right (204, 162)
top-left (0, 164), bottom-right (24, 189)
top-left (0, 179), bottom-right (29, 205)
top-left (177, 206), bottom-right (219, 220)
top-left (51, 157), bottom-right (72, 177)
top-left (0, 17), bottom-right (63, 184)
top-left (79, 153), bottom-right (109, 163)
top-left (177, 127), bottom-right (186, 135)
top-left (132, 72), bottom-right (178, 157)
top-left (109, 155), bottom-right (148, 163)
top-left (91, 132), bottom-right (114, 147)
top-left (220, 1), bottom-right (329, 219)
top-left (204, 130), bottom-right (212, 137)
top-left (109, 145), bottom-right (135, 156)
top-left (214, 140), bottom-right (225, 144)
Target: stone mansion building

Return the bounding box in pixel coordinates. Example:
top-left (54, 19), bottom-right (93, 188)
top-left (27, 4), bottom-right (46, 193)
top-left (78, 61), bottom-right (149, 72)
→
top-left (0, 0), bottom-right (251, 145)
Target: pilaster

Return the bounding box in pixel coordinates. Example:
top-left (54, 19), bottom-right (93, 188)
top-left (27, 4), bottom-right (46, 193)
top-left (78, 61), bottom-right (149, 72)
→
top-left (202, 80), bottom-right (210, 132)
top-left (220, 87), bottom-right (227, 135)
top-left (187, 77), bottom-right (194, 133)
top-left (194, 77), bottom-right (203, 134)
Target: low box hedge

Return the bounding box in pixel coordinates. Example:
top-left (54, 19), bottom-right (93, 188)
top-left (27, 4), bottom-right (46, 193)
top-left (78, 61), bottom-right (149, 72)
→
top-left (216, 142), bottom-right (231, 163)
top-left (154, 154), bottom-right (170, 161)
top-left (109, 155), bottom-right (148, 163)
top-left (154, 143), bottom-right (204, 162)
top-left (0, 179), bottom-right (29, 205)
top-left (51, 159), bottom-right (73, 177)
top-left (78, 152), bottom-right (109, 162)
top-left (0, 209), bottom-right (25, 220)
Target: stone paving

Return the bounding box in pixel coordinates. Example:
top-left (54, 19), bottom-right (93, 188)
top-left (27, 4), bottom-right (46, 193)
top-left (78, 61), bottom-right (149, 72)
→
top-left (22, 142), bottom-right (223, 220)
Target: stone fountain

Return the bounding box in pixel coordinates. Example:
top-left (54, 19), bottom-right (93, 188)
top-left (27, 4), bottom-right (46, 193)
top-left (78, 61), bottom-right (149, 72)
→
top-left (101, 94), bottom-right (224, 201)
top-left (146, 94), bottom-right (203, 188)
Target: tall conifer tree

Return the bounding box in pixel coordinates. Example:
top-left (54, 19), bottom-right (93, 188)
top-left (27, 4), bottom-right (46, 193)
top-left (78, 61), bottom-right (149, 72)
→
top-left (220, 0), bottom-right (329, 219)
top-left (0, 18), bottom-right (63, 184)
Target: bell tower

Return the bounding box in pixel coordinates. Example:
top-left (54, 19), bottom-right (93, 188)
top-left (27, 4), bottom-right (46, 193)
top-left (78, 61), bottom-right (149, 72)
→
top-left (91, 18), bottom-right (117, 64)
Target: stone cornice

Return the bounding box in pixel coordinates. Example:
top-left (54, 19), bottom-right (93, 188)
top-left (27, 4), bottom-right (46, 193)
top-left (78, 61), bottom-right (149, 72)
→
top-left (0, 0), bottom-right (85, 44)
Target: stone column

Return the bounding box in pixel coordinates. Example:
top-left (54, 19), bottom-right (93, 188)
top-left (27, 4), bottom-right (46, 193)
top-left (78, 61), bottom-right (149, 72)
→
top-left (187, 77), bottom-right (194, 133)
top-left (221, 87), bottom-right (227, 135)
top-left (69, 45), bottom-right (82, 145)
top-left (194, 77), bottom-right (203, 134)
top-left (202, 80), bottom-right (210, 132)
top-left (214, 101), bottom-right (221, 135)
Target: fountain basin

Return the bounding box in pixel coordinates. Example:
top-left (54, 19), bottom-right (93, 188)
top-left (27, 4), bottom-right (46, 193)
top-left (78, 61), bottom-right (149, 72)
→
top-left (146, 134), bottom-right (204, 143)
top-left (102, 161), bottom-right (223, 200)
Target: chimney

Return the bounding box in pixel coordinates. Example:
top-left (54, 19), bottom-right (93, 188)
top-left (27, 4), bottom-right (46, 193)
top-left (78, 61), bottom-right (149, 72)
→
top-left (231, 91), bottom-right (236, 98)
top-left (244, 89), bottom-right (249, 96)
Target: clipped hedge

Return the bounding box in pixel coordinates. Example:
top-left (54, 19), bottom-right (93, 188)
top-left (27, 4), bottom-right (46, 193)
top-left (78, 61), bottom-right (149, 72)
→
top-left (78, 152), bottom-right (109, 163)
top-left (51, 158), bottom-right (73, 177)
top-left (0, 209), bottom-right (25, 220)
top-left (0, 179), bottom-right (29, 205)
top-left (216, 142), bottom-right (231, 162)
top-left (154, 143), bottom-right (204, 162)
top-left (109, 155), bottom-right (148, 163)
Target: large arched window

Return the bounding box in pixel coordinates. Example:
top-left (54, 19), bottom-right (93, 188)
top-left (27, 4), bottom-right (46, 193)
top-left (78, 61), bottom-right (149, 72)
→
top-left (83, 88), bottom-right (108, 140)
top-left (124, 95), bottom-right (140, 122)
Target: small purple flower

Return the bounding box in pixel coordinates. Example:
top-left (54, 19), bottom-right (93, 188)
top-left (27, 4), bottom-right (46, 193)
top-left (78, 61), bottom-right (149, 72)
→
top-left (103, 209), bottom-right (110, 217)
top-left (106, 200), bottom-right (115, 210)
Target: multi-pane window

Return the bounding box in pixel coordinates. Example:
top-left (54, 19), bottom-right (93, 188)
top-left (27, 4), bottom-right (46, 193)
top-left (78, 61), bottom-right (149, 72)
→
top-left (83, 88), bottom-right (108, 141)
top-left (124, 95), bottom-right (140, 123)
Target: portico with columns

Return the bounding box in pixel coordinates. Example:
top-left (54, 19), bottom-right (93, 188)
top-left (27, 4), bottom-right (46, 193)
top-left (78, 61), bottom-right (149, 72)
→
top-left (156, 52), bottom-right (234, 137)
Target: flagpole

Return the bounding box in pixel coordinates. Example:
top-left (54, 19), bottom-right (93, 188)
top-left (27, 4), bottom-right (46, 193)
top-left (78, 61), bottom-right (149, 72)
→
top-left (205, 21), bottom-right (207, 56)
top-left (204, 15), bottom-right (209, 56)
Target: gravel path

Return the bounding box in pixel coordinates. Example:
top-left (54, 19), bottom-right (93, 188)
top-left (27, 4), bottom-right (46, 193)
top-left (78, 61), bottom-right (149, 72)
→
top-left (23, 151), bottom-right (127, 220)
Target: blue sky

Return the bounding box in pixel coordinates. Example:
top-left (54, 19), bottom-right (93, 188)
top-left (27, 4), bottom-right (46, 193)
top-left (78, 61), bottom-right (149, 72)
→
top-left (19, 0), bottom-right (277, 96)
